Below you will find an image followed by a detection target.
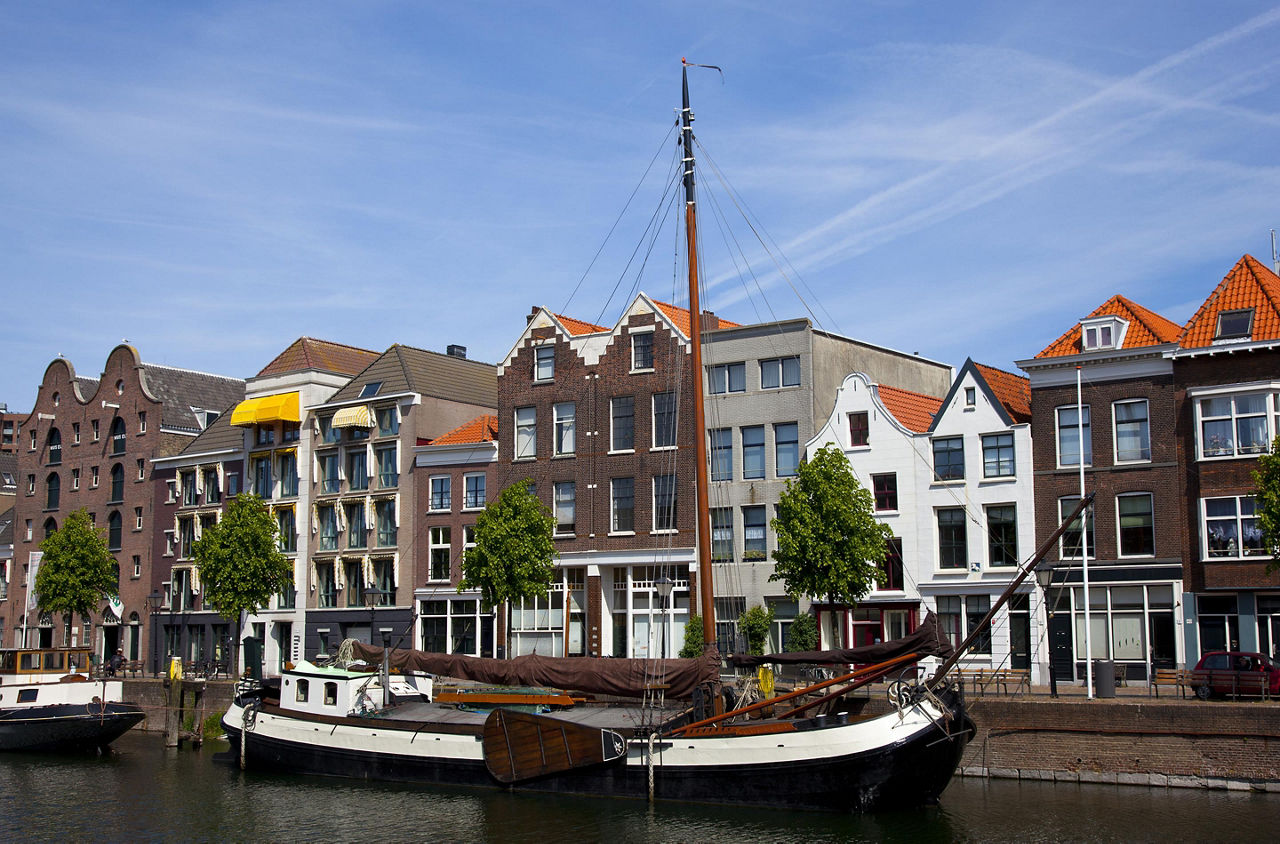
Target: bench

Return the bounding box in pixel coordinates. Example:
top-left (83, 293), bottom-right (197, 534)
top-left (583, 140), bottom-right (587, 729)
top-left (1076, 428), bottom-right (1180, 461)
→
top-left (1150, 668), bottom-right (1189, 698)
top-left (957, 668), bottom-right (1030, 696)
top-left (1188, 669), bottom-right (1272, 701)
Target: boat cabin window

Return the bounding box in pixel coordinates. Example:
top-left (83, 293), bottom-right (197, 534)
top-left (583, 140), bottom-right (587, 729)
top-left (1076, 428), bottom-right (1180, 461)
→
top-left (324, 682), bottom-right (337, 706)
top-left (0, 653), bottom-right (14, 671)
top-left (45, 652), bottom-right (65, 671)
top-left (296, 679), bottom-right (310, 703)
top-left (19, 653), bottom-right (40, 671)
top-left (17, 689), bottom-right (38, 703)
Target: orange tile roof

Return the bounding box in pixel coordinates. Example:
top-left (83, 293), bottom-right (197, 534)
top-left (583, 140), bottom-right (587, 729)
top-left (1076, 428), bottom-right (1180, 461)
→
top-left (552, 313), bottom-right (608, 336)
top-left (1035, 295), bottom-right (1181, 358)
top-left (652, 299), bottom-right (741, 337)
top-left (430, 414), bottom-right (498, 445)
top-left (877, 384), bottom-right (943, 433)
top-left (1177, 255), bottom-right (1280, 348)
top-left (257, 337), bottom-right (380, 377)
top-left (973, 362), bottom-right (1031, 423)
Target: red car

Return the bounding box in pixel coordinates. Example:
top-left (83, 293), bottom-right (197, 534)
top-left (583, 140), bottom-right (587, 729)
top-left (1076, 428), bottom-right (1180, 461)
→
top-left (1190, 651), bottom-right (1280, 699)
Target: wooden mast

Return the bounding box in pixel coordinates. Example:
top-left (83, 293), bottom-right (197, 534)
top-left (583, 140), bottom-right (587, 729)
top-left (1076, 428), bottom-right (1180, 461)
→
top-left (681, 60), bottom-right (717, 648)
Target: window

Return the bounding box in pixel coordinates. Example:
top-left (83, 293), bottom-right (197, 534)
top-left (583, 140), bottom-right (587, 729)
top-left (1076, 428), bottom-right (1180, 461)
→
top-left (29, 428), bottom-right (37, 450)
top-left (71, 468), bottom-right (80, 491)
top-left (610, 397), bottom-right (634, 451)
top-left (27, 474), bottom-right (34, 495)
top-left (1203, 496), bottom-right (1262, 559)
top-left (375, 500), bottom-right (397, 547)
top-left (1114, 400), bottom-right (1150, 463)
top-left (760, 356), bottom-right (801, 389)
top-left (742, 426), bottom-right (765, 480)
top-left (107, 511), bottom-right (122, 551)
top-left (534, 345), bottom-right (555, 381)
top-left (872, 474), bottom-right (897, 511)
top-left (881, 537), bottom-right (903, 590)
top-left (359, 381), bottom-right (383, 398)
top-left (204, 468), bottom-right (220, 503)
top-left (345, 503), bottom-right (367, 549)
top-left (317, 563), bottom-right (336, 608)
top-left (464, 474), bottom-right (485, 509)
top-left (375, 446), bottom-right (397, 488)
top-left (553, 402), bottom-right (576, 456)
top-left (1056, 406), bottom-right (1091, 467)
top-left (319, 417), bottom-right (341, 444)
top-left (710, 428), bottom-right (732, 482)
top-left (937, 508), bottom-right (967, 569)
top-left (430, 476), bottom-right (451, 511)
top-left (226, 472), bottom-right (238, 496)
top-left (1117, 493), bottom-right (1154, 557)
top-left (283, 422), bottom-right (301, 442)
top-left (110, 417), bottom-right (126, 455)
top-left (90, 466), bottom-right (98, 488)
top-left (178, 517), bottom-right (194, 558)
top-left (25, 520), bottom-right (32, 541)
top-left (138, 411), bottom-right (146, 433)
top-left (554, 482), bottom-right (576, 535)
top-left (653, 474), bottom-right (677, 532)
top-left (708, 362), bottom-right (745, 394)
top-left (46, 428), bottom-right (61, 465)
top-left (710, 508), bottom-right (733, 562)
top-left (966, 596), bottom-right (992, 653)
top-left (632, 332), bottom-right (653, 370)
top-left (179, 470), bottom-right (196, 506)
top-left (135, 507), bottom-right (144, 530)
top-left (986, 505), bottom-right (1018, 567)
top-left (1059, 496), bottom-right (1095, 560)
top-left (276, 507), bottom-right (296, 552)
top-left (933, 437), bottom-right (964, 481)
top-left (111, 464), bottom-right (125, 502)
top-left (43, 518), bottom-right (56, 539)
top-left (964, 387), bottom-right (976, 407)
top-left (976, 432), bottom-right (1014, 478)
top-left (937, 596), bottom-right (991, 654)
top-left (849, 411), bottom-right (869, 447)
top-left (652, 393), bottom-right (677, 449)
top-left (318, 453), bottom-right (340, 494)
top-left (515, 407), bottom-right (536, 459)
top-left (91, 419), bottom-right (99, 441)
top-left (252, 455), bottom-right (273, 498)
top-left (279, 452), bottom-right (299, 497)
top-left (46, 473), bottom-right (59, 510)
top-left (132, 555), bottom-right (141, 578)
top-left (375, 407), bottom-right (398, 437)
top-left (347, 449), bottom-right (368, 491)
top-left (742, 505), bottom-right (766, 561)
top-left (317, 505), bottom-right (338, 551)
top-left (775, 423), bottom-right (799, 477)
top-left (430, 527), bottom-right (452, 581)
top-left (611, 478), bottom-right (634, 533)
top-left (1216, 308), bottom-right (1254, 340)
top-left (1198, 393), bottom-right (1269, 458)
top-left (137, 459), bottom-right (146, 481)
top-left (72, 422), bottom-right (80, 444)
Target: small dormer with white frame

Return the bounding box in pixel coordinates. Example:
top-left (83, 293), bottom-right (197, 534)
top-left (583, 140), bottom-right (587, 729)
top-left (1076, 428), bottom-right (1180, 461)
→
top-left (1080, 315), bottom-right (1128, 353)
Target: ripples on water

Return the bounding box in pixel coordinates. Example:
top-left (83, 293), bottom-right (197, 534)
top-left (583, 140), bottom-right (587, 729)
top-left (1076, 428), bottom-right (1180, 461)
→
top-left (1, 732), bottom-right (1278, 843)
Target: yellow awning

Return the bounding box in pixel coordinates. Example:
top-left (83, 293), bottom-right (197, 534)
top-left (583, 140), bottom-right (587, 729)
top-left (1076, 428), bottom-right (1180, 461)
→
top-left (332, 404), bottom-right (374, 429)
top-left (230, 392), bottom-right (301, 427)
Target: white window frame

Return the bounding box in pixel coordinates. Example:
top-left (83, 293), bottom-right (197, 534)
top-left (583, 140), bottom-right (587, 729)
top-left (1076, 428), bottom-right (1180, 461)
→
top-left (610, 477), bottom-right (635, 535)
top-left (429, 475), bottom-right (451, 512)
top-left (1112, 398), bottom-right (1151, 464)
top-left (651, 393), bottom-right (677, 450)
top-left (533, 344), bottom-right (555, 382)
top-left (463, 473), bottom-right (486, 510)
top-left (609, 396), bottom-right (635, 454)
top-left (652, 474), bottom-right (677, 533)
top-left (1058, 496), bottom-right (1095, 561)
top-left (428, 526), bottom-right (452, 582)
top-left (554, 481), bottom-right (576, 537)
top-left (631, 329), bottom-right (655, 372)
top-left (514, 406), bottom-right (536, 460)
top-left (1116, 492), bottom-right (1155, 559)
top-left (1201, 495), bottom-right (1262, 560)
top-left (1055, 405), bottom-right (1092, 468)
top-left (1081, 316), bottom-right (1127, 351)
top-left (553, 402), bottom-right (576, 457)
top-left (981, 432), bottom-right (1015, 478)
top-left (760, 356), bottom-right (801, 389)
top-left (1192, 384), bottom-right (1277, 460)
top-left (708, 362), bottom-right (745, 394)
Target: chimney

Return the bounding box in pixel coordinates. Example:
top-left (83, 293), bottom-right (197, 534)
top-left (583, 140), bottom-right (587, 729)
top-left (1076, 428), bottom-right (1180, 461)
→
top-left (446, 345), bottom-right (467, 359)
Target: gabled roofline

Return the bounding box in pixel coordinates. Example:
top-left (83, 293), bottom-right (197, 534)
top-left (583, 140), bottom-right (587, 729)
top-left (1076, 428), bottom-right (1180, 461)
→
top-left (926, 358), bottom-right (1013, 432)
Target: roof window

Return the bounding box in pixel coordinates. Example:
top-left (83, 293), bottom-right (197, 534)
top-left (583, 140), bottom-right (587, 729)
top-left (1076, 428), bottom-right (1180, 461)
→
top-left (359, 382), bottom-right (383, 398)
top-left (1081, 316), bottom-right (1127, 352)
top-left (1215, 309), bottom-right (1253, 341)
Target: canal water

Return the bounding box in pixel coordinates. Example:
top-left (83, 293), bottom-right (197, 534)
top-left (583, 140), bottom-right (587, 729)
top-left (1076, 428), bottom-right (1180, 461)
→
top-left (2, 732), bottom-right (1278, 843)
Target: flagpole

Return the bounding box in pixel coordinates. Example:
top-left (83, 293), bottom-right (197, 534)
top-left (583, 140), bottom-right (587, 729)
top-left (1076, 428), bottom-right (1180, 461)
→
top-left (1078, 365), bottom-right (1093, 700)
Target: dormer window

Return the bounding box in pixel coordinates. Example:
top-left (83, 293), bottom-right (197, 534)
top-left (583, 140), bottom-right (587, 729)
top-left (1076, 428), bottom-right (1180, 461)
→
top-left (1081, 316), bottom-right (1127, 352)
top-left (359, 381), bottom-right (383, 398)
top-left (1215, 309), bottom-right (1254, 341)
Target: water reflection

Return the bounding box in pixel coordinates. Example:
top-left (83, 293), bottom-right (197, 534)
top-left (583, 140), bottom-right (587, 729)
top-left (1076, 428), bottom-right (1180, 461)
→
top-left (0, 733), bottom-right (1277, 843)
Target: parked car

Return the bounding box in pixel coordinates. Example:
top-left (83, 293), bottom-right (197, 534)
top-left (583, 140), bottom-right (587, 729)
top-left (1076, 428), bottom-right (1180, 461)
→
top-left (1190, 651), bottom-right (1280, 699)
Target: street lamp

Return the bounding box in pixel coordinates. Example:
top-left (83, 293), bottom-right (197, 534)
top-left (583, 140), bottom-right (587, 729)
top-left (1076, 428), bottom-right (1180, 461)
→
top-left (146, 590), bottom-right (163, 678)
top-left (363, 585), bottom-right (386, 646)
top-left (654, 576), bottom-right (675, 659)
top-left (1034, 564), bottom-right (1058, 698)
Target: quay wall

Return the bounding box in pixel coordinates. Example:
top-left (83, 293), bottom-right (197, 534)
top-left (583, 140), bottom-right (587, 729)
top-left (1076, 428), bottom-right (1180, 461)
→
top-left (124, 678), bottom-right (236, 732)
top-left (958, 697), bottom-right (1280, 791)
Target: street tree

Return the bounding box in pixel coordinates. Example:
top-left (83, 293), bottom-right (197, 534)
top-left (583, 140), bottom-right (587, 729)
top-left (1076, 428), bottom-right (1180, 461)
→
top-left (36, 508), bottom-right (119, 643)
top-left (460, 480), bottom-right (558, 646)
top-left (770, 444), bottom-right (891, 646)
top-left (192, 493), bottom-right (293, 674)
top-left (1253, 438), bottom-right (1280, 574)
top-left (737, 604), bottom-right (775, 656)
top-left (785, 612), bottom-right (818, 652)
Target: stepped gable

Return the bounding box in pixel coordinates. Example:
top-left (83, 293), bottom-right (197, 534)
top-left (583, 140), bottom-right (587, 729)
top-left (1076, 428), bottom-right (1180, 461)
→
top-left (256, 337), bottom-right (380, 378)
top-left (877, 384), bottom-right (943, 433)
top-left (973, 362), bottom-right (1031, 423)
top-left (652, 299), bottom-right (741, 336)
top-left (1035, 294), bottom-right (1181, 358)
top-left (553, 313), bottom-right (608, 336)
top-left (431, 414), bottom-right (499, 446)
top-left (328, 344), bottom-right (497, 408)
top-left (138, 363), bottom-right (245, 433)
top-left (1177, 254), bottom-right (1280, 348)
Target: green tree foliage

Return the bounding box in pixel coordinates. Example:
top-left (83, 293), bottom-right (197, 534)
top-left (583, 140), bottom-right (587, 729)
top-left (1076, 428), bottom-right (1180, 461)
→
top-left (1253, 439), bottom-right (1280, 574)
top-left (785, 612), bottom-right (818, 652)
top-left (460, 480), bottom-right (558, 612)
top-left (679, 613), bottom-right (705, 659)
top-left (35, 508), bottom-right (119, 623)
top-left (192, 493), bottom-right (293, 670)
top-left (770, 445), bottom-right (891, 643)
top-left (737, 604), bottom-right (775, 656)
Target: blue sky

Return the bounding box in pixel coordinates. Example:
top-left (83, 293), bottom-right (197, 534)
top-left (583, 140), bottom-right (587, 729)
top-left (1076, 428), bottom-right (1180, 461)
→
top-left (3, 2), bottom-right (1279, 409)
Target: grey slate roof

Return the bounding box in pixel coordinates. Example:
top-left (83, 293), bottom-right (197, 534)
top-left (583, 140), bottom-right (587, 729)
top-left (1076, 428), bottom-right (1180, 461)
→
top-left (0, 452), bottom-right (16, 489)
top-left (139, 364), bottom-right (245, 433)
top-left (178, 402), bottom-right (245, 457)
top-left (327, 345), bottom-right (497, 408)
top-left (0, 506), bottom-right (12, 548)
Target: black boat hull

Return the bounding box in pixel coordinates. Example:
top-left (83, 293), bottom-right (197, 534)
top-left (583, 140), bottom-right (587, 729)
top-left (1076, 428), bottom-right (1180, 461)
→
top-left (0, 702), bottom-right (146, 753)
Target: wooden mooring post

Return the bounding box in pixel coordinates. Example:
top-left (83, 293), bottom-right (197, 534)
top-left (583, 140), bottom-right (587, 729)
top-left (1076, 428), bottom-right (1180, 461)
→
top-left (162, 658), bottom-right (208, 748)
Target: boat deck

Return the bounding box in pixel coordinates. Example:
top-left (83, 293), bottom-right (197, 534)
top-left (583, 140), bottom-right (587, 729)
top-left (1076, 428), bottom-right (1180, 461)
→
top-left (379, 699), bottom-right (681, 734)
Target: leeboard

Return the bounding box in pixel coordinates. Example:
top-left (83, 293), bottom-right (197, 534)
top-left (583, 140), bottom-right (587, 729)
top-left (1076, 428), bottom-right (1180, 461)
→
top-left (482, 709), bottom-right (627, 784)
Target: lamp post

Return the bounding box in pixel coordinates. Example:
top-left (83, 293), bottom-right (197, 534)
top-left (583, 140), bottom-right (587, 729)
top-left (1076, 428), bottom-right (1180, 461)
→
top-left (654, 576), bottom-right (675, 659)
top-left (1034, 565), bottom-right (1058, 698)
top-left (363, 585), bottom-right (386, 646)
top-left (146, 590), bottom-right (163, 678)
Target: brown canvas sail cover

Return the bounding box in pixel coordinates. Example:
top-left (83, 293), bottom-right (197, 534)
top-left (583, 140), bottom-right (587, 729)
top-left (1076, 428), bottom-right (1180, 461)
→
top-left (349, 643), bottom-right (719, 700)
top-left (730, 611), bottom-right (955, 667)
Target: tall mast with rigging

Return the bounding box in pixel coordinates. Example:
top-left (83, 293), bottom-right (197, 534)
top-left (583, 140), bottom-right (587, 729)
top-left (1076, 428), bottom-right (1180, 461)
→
top-left (681, 60), bottom-right (717, 649)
